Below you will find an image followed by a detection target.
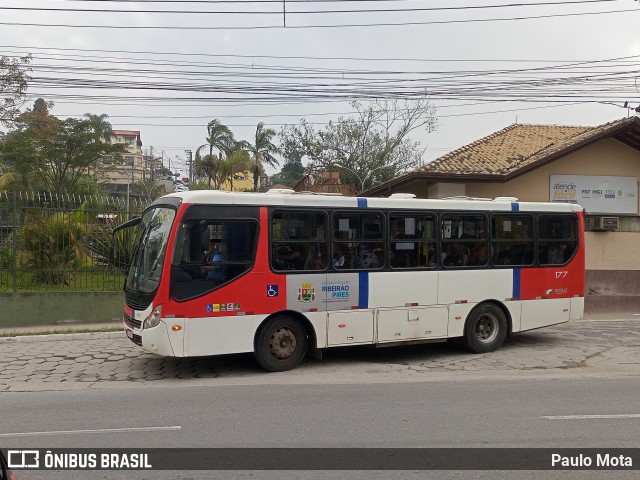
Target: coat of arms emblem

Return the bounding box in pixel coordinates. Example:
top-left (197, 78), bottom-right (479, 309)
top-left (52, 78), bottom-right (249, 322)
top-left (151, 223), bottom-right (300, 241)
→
top-left (298, 282), bottom-right (315, 303)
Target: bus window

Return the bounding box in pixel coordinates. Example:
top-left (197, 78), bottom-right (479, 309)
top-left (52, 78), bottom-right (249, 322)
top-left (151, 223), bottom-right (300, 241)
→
top-left (271, 210), bottom-right (328, 271)
top-left (171, 219), bottom-right (258, 301)
top-left (332, 212), bottom-right (384, 270)
top-left (491, 215), bottom-right (534, 266)
top-left (389, 213), bottom-right (436, 268)
top-left (538, 215), bottom-right (578, 265)
top-left (440, 213), bottom-right (488, 267)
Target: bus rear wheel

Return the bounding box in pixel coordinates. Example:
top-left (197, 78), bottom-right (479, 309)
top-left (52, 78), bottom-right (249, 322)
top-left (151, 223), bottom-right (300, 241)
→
top-left (463, 304), bottom-right (507, 353)
top-left (254, 315), bottom-right (308, 372)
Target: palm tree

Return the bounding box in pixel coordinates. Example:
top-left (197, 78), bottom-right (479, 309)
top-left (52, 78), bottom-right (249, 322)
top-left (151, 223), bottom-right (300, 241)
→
top-left (195, 153), bottom-right (226, 189)
top-left (241, 122), bottom-right (279, 191)
top-left (224, 150), bottom-right (251, 191)
top-left (196, 119), bottom-right (235, 162)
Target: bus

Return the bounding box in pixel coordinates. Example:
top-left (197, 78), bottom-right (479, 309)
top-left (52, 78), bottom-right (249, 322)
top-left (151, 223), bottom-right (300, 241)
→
top-left (116, 190), bottom-right (584, 371)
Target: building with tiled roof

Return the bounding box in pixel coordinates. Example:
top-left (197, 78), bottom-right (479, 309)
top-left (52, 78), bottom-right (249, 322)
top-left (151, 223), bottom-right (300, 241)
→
top-left (364, 116), bottom-right (640, 312)
top-left (366, 117), bottom-right (640, 196)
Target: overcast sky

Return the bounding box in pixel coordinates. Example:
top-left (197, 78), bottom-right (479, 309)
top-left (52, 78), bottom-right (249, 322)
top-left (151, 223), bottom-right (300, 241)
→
top-left (2, 0), bottom-right (640, 177)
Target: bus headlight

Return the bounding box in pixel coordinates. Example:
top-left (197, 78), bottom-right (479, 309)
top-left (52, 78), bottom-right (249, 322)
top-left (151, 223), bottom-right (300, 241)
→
top-left (143, 305), bottom-right (162, 329)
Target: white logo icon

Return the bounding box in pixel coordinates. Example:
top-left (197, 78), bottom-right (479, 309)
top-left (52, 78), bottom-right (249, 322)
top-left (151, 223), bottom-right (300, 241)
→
top-left (8, 450), bottom-right (40, 468)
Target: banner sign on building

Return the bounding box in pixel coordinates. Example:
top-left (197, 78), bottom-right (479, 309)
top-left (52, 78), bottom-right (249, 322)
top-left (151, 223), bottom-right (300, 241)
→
top-left (550, 175), bottom-right (638, 214)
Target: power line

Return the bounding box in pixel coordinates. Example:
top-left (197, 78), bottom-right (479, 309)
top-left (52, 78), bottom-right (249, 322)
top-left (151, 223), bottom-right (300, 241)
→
top-left (0, 8), bottom-right (636, 30)
top-left (0, 1), bottom-right (622, 15)
top-left (3, 43), bottom-right (639, 65)
top-left (50, 101), bottom-right (592, 126)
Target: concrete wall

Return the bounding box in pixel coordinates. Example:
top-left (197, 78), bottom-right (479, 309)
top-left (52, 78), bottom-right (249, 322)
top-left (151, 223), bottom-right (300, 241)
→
top-left (464, 137), bottom-right (640, 203)
top-left (0, 292), bottom-right (124, 329)
top-left (585, 231), bottom-right (640, 270)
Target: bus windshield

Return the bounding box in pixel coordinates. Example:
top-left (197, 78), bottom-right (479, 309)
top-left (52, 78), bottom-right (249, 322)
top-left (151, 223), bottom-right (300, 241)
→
top-left (125, 207), bottom-right (176, 296)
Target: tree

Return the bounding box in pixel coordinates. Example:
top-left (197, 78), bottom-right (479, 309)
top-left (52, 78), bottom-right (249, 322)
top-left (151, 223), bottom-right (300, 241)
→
top-left (270, 158), bottom-right (305, 187)
top-left (0, 99), bottom-right (60, 191)
top-left (0, 171), bottom-right (18, 190)
top-left (224, 149), bottom-right (251, 191)
top-left (84, 113), bottom-right (114, 141)
top-left (0, 114), bottom-right (127, 195)
top-left (130, 178), bottom-right (167, 202)
top-left (241, 122), bottom-right (279, 191)
top-left (0, 55), bottom-right (31, 127)
top-left (194, 153), bottom-right (224, 189)
top-left (279, 98), bottom-right (437, 193)
top-left (196, 119), bottom-right (235, 161)
top-left (194, 119), bottom-right (237, 188)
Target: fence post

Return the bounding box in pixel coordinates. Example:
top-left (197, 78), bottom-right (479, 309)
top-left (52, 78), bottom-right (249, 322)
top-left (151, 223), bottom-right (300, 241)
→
top-left (12, 192), bottom-right (18, 292)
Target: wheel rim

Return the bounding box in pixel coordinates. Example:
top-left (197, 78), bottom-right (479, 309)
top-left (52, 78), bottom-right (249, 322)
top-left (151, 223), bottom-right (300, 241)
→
top-left (269, 327), bottom-right (297, 360)
top-left (475, 313), bottom-right (499, 343)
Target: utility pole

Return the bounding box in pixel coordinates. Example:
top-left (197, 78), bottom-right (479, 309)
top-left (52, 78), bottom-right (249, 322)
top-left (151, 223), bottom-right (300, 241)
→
top-left (149, 146), bottom-right (154, 180)
top-left (185, 149), bottom-right (193, 183)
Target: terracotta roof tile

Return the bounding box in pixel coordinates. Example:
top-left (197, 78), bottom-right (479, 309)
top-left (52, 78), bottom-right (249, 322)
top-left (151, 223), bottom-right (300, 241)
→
top-left (418, 123), bottom-right (594, 176)
top-left (362, 117), bottom-right (640, 196)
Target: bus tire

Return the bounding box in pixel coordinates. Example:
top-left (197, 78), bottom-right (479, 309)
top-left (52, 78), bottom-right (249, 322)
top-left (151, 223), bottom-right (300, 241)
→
top-left (254, 315), bottom-right (308, 372)
top-left (463, 303), bottom-right (507, 353)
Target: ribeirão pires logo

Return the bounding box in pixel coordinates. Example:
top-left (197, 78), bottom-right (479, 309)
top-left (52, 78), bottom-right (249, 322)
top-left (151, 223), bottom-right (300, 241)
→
top-left (298, 282), bottom-right (315, 303)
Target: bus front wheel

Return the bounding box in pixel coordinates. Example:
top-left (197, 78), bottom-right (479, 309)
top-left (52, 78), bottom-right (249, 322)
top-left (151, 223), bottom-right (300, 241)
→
top-left (254, 315), bottom-right (308, 372)
top-left (463, 304), bottom-right (507, 353)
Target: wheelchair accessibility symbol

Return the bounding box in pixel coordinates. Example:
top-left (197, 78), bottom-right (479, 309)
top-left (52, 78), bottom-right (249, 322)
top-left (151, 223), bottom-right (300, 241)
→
top-left (206, 304), bottom-right (213, 312)
top-left (267, 285), bottom-right (279, 297)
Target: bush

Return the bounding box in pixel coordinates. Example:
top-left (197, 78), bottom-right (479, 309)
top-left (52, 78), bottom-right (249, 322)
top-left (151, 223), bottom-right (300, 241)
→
top-left (21, 205), bottom-right (89, 284)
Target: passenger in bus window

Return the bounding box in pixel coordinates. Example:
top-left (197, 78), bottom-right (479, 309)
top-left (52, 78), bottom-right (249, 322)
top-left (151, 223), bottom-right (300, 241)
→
top-left (353, 243), bottom-right (382, 269)
top-left (333, 243), bottom-right (348, 268)
top-left (276, 244), bottom-right (305, 270)
top-left (202, 239), bottom-right (228, 283)
top-left (443, 243), bottom-right (466, 267)
top-left (467, 230), bottom-right (488, 266)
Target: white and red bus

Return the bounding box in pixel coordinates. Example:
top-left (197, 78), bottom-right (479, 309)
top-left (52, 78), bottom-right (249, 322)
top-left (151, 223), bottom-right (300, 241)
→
top-left (117, 190), bottom-right (584, 371)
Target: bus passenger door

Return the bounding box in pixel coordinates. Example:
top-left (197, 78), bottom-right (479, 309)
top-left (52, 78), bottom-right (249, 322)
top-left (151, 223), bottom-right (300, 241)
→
top-left (377, 306), bottom-right (448, 342)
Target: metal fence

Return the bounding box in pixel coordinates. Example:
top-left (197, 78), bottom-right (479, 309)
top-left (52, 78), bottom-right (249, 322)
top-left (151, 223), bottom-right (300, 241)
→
top-left (0, 191), bottom-right (150, 293)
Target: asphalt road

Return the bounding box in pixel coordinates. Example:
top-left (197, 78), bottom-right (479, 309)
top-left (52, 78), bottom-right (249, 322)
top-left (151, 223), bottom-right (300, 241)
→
top-left (2, 378), bottom-right (640, 480)
top-left (1, 318), bottom-right (639, 479)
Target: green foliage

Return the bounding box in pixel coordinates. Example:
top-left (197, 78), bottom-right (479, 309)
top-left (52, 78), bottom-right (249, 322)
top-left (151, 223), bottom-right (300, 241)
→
top-left (20, 204), bottom-right (90, 285)
top-left (224, 150), bottom-right (251, 191)
top-left (0, 171), bottom-right (21, 191)
top-left (75, 174), bottom-right (100, 197)
top-left (88, 215), bottom-right (137, 273)
top-left (279, 98), bottom-right (437, 192)
top-left (0, 54), bottom-right (31, 124)
top-left (0, 112), bottom-right (127, 195)
top-left (196, 119), bottom-right (236, 160)
top-left (130, 178), bottom-right (167, 201)
top-left (189, 180), bottom-right (212, 191)
top-left (0, 244), bottom-right (15, 269)
top-left (195, 153), bottom-right (224, 189)
top-left (0, 269), bottom-right (125, 292)
top-left (270, 158), bottom-right (305, 187)
top-left (240, 122), bottom-right (279, 191)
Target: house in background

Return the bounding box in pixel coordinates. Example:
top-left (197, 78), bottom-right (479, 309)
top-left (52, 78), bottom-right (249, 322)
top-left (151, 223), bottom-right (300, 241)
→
top-left (364, 116), bottom-right (640, 312)
top-left (99, 130), bottom-right (145, 190)
top-left (295, 170), bottom-right (357, 196)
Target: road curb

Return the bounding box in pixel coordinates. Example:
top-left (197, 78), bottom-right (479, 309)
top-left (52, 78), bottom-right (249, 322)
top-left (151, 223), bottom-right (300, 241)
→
top-left (0, 331), bottom-right (124, 343)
